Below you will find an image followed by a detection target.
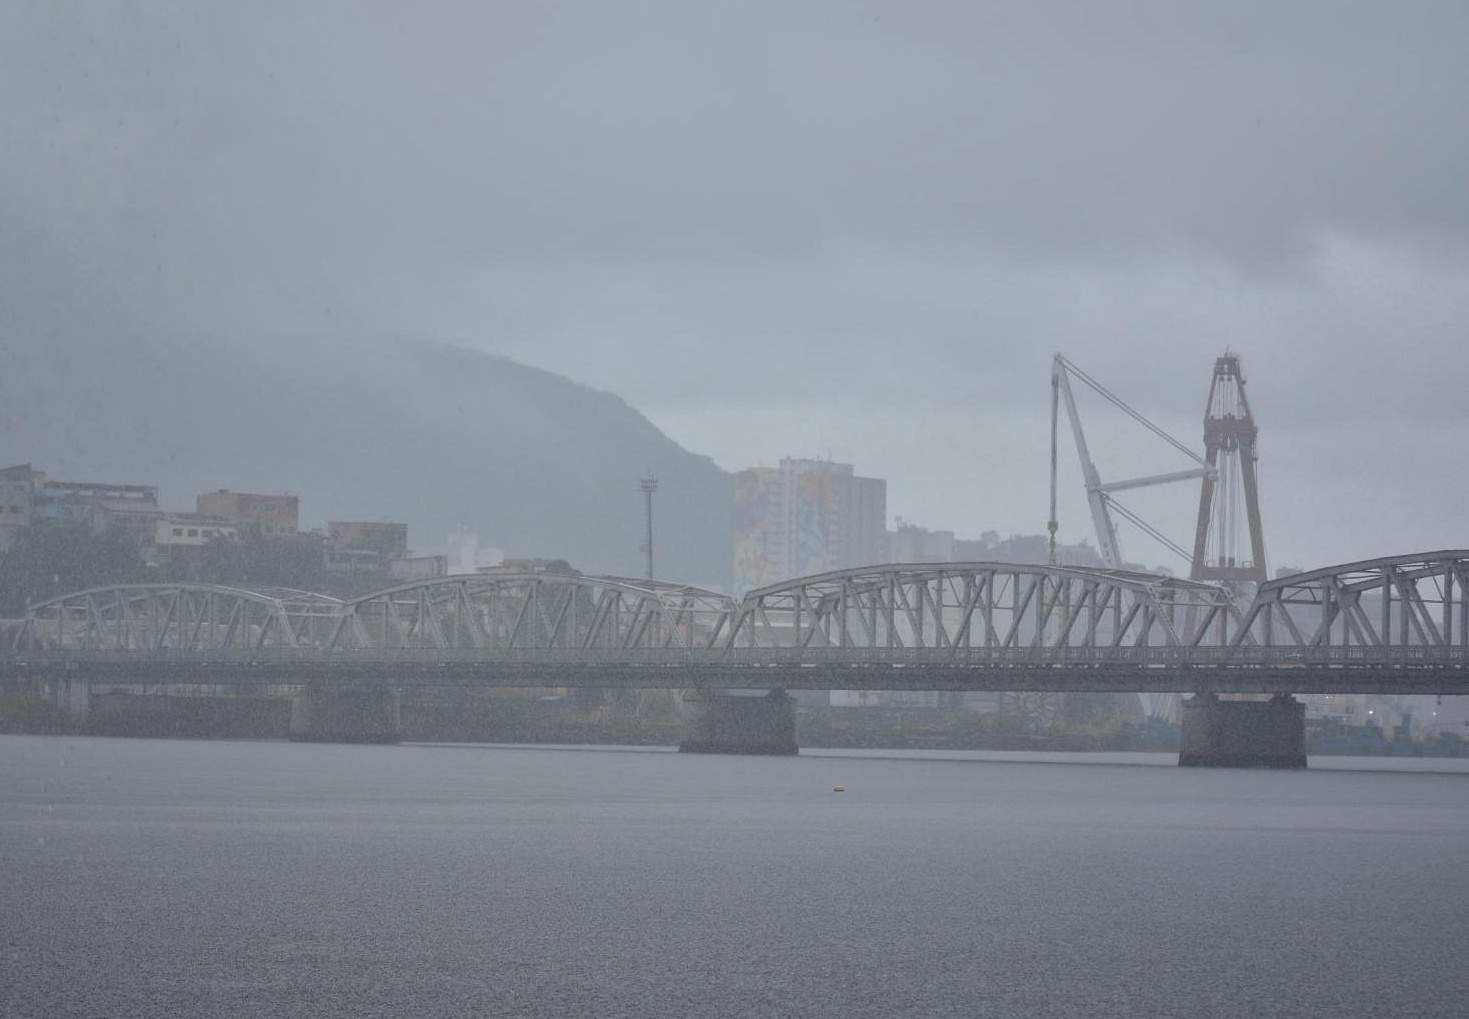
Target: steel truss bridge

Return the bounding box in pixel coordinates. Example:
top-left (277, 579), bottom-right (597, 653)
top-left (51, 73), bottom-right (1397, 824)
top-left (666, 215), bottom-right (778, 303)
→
top-left (4, 552), bottom-right (1469, 696)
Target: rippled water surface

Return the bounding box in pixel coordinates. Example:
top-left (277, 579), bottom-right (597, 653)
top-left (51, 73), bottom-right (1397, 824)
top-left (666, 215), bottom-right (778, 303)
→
top-left (3, 736), bottom-right (1467, 1018)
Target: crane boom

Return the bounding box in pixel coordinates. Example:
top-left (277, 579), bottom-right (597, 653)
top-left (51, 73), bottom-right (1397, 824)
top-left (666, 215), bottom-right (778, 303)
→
top-left (1048, 354), bottom-right (1217, 570)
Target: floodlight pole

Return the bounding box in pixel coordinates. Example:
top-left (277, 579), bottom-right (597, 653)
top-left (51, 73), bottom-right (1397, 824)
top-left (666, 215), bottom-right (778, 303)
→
top-left (639, 474), bottom-right (658, 580)
top-left (1048, 367), bottom-right (1059, 566)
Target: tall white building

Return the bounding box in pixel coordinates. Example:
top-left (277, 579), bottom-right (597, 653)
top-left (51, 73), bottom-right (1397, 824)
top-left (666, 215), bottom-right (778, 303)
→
top-left (446, 528), bottom-right (504, 575)
top-left (732, 458), bottom-right (887, 594)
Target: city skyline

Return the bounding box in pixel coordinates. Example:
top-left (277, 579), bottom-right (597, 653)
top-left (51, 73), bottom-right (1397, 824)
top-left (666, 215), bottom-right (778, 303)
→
top-left (0, 332), bottom-right (1445, 583)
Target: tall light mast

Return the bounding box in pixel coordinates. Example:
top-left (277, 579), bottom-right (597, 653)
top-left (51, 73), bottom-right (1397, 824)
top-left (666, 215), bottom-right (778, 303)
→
top-left (639, 474), bottom-right (658, 580)
top-left (1048, 370), bottom-right (1059, 565)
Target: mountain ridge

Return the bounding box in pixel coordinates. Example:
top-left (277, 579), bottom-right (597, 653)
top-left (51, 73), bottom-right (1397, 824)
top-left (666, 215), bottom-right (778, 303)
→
top-left (2, 210), bottom-right (733, 587)
top-left (2, 330), bottom-right (735, 589)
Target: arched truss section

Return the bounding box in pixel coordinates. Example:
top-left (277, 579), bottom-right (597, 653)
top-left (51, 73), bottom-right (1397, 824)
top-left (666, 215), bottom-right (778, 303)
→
top-left (327, 573), bottom-right (737, 651)
top-left (14, 584), bottom-right (340, 652)
top-left (1231, 551), bottom-right (1469, 650)
top-left (727, 562), bottom-right (1240, 651)
top-left (242, 588), bottom-right (344, 647)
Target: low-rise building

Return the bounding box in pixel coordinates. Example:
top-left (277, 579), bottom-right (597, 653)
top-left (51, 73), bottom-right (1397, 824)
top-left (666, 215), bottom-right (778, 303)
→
top-left (325, 547), bottom-right (385, 575)
top-left (196, 490), bottom-right (299, 536)
top-left (0, 469), bottom-right (161, 552)
top-left (36, 478), bottom-right (160, 529)
top-left (153, 513), bottom-right (238, 561)
top-left (31, 477), bottom-right (159, 542)
top-left (94, 500), bottom-right (165, 548)
top-left (322, 520), bottom-right (414, 576)
top-left (0, 467), bottom-right (162, 550)
top-left (0, 464), bottom-right (43, 552)
top-left (477, 558), bottom-right (578, 576)
top-left (388, 555), bottom-right (449, 581)
top-left (327, 521), bottom-right (409, 559)
top-left (887, 520), bottom-right (956, 563)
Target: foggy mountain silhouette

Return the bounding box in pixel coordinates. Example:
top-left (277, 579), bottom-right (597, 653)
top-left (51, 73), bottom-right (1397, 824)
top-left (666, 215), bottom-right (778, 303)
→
top-left (1, 216), bottom-right (732, 588)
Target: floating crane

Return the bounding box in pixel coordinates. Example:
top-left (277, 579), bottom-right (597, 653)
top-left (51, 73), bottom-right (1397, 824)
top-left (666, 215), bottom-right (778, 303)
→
top-left (1047, 352), bottom-right (1270, 727)
top-left (1047, 352), bottom-right (1268, 582)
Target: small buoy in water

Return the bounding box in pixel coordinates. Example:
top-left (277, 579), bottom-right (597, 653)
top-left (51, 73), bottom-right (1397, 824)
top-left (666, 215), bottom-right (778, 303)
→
top-left (833, 785), bottom-right (845, 793)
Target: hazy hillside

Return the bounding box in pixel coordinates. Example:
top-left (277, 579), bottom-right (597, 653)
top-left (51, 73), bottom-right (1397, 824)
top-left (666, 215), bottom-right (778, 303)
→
top-left (1, 219), bottom-right (732, 588)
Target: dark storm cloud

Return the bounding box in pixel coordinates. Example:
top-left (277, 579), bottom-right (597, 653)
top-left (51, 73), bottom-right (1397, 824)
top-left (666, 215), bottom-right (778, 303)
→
top-left (3, 1), bottom-right (1467, 567)
top-left (8, 3), bottom-right (1467, 266)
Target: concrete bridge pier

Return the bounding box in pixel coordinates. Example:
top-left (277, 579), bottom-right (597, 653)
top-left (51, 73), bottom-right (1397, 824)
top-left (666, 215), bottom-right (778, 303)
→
top-left (289, 681), bottom-right (401, 744)
top-left (1179, 693), bottom-right (1306, 768)
top-left (679, 690), bottom-right (798, 755)
top-left (49, 677), bottom-right (91, 726)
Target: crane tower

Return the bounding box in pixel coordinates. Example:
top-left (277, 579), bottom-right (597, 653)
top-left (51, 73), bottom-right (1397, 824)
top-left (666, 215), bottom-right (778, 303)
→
top-left (1188, 354), bottom-right (1267, 582)
top-left (1049, 351), bottom-right (1269, 583)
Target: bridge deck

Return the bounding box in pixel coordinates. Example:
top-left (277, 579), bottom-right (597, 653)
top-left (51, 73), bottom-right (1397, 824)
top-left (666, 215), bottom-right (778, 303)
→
top-left (5, 647), bottom-right (1468, 696)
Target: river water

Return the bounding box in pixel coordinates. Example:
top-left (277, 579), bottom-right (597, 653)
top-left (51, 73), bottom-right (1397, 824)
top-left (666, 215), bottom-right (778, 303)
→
top-left (3, 735), bottom-right (1466, 1018)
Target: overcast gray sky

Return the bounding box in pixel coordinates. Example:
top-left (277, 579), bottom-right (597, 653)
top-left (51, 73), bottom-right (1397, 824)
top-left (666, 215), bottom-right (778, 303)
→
top-left (4, 1), bottom-right (1468, 571)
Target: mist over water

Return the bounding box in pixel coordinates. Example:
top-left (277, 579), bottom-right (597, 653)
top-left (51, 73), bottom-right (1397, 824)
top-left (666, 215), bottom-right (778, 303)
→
top-left (3, 736), bottom-right (1466, 1018)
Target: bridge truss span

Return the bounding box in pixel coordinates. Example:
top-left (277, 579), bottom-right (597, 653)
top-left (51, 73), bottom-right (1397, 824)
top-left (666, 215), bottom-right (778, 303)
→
top-left (5, 555), bottom-right (1468, 695)
top-left (727, 562), bottom-right (1242, 653)
top-left (13, 583), bottom-right (343, 652)
top-left (326, 573), bottom-right (737, 651)
top-left (1231, 550), bottom-right (1469, 652)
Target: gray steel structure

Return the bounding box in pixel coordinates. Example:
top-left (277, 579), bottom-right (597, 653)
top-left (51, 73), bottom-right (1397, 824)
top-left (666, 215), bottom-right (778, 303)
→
top-left (1190, 354), bottom-right (1268, 582)
top-left (725, 562), bottom-right (1238, 651)
top-left (1049, 354), bottom-right (1215, 570)
top-left (5, 553), bottom-right (1469, 695)
top-left (13, 584), bottom-right (343, 652)
top-left (322, 572), bottom-right (733, 652)
top-left (1230, 552), bottom-right (1468, 650)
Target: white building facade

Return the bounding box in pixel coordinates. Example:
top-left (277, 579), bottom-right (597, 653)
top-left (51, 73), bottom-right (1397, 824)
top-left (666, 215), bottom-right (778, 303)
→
top-left (732, 458), bottom-right (887, 595)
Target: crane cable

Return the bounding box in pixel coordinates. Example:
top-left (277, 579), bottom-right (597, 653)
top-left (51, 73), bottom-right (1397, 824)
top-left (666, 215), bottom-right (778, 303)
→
top-left (1057, 356), bottom-right (1205, 466)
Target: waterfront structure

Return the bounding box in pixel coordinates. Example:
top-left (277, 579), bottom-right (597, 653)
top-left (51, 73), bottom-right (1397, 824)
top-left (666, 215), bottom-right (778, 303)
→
top-left (732, 458), bottom-right (887, 594)
top-left (446, 528), bottom-right (504, 574)
top-left (887, 520), bottom-right (955, 563)
top-left (1303, 693), bottom-right (1372, 724)
top-left (477, 557), bottom-right (579, 576)
top-left (327, 521), bottom-right (409, 560)
top-left (0, 464), bottom-right (42, 552)
top-left (324, 547), bottom-right (383, 575)
top-left (322, 520), bottom-right (412, 575)
top-left (0, 465), bottom-right (162, 550)
top-left (196, 490), bottom-right (299, 536)
top-left (152, 513), bottom-right (238, 561)
top-left (91, 499), bottom-right (164, 548)
top-left (35, 478), bottom-right (160, 527)
top-left (953, 532), bottom-right (1106, 568)
top-left (388, 555), bottom-right (448, 581)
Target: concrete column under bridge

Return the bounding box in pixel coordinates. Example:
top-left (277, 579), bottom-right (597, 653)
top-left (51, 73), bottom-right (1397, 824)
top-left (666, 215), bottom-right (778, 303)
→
top-left (679, 690), bottom-right (798, 756)
top-left (1179, 693), bottom-right (1306, 768)
top-left (49, 677), bottom-right (91, 726)
top-left (289, 681), bottom-right (401, 745)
